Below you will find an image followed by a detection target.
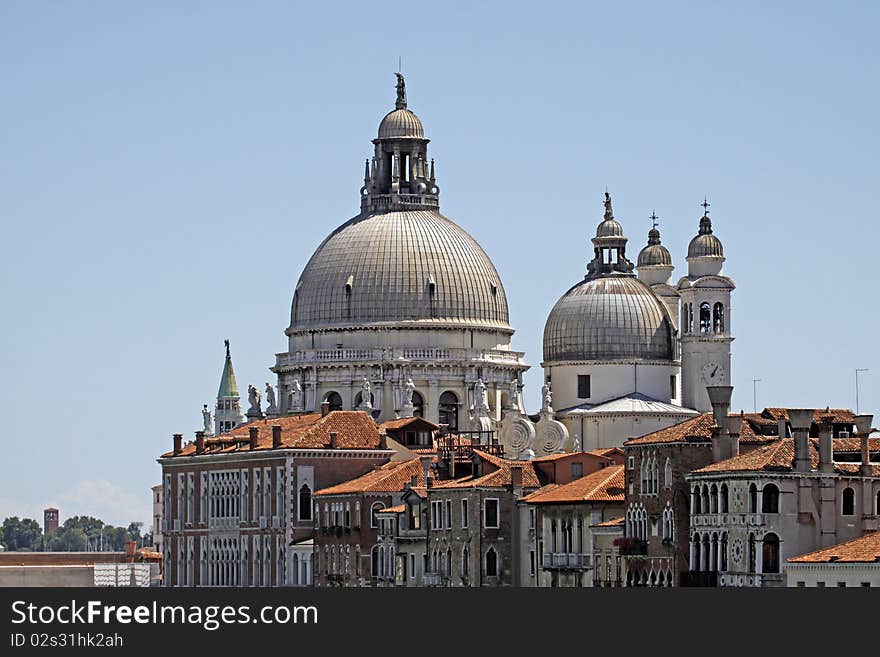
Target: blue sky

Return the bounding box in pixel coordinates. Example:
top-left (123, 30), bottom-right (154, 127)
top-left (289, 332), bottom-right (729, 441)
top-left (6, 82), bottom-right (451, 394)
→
top-left (1, 1), bottom-right (877, 527)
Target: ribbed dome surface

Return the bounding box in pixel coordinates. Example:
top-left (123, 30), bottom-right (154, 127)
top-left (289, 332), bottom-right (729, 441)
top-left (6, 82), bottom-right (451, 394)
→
top-left (378, 108), bottom-right (424, 139)
top-left (543, 276), bottom-right (674, 362)
top-left (290, 210), bottom-right (510, 330)
top-left (638, 243), bottom-right (672, 267)
top-left (596, 218), bottom-right (624, 238)
top-left (687, 233), bottom-right (724, 258)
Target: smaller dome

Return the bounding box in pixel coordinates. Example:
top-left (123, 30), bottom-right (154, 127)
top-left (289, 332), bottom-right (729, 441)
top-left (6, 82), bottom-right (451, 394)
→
top-left (687, 233), bottom-right (724, 258)
top-left (638, 243), bottom-right (672, 267)
top-left (596, 218), bottom-right (624, 238)
top-left (378, 108), bottom-right (424, 139)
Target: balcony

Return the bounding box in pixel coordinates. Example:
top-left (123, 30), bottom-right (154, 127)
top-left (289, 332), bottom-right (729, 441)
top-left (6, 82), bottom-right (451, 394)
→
top-left (274, 347), bottom-right (526, 369)
top-left (423, 572), bottom-right (445, 587)
top-left (541, 553), bottom-right (590, 570)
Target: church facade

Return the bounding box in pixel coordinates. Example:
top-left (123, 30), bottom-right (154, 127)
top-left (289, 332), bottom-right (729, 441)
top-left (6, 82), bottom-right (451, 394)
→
top-left (196, 72), bottom-right (737, 462)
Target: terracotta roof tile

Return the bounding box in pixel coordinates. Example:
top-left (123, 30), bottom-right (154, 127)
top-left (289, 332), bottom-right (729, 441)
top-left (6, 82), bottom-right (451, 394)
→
top-left (522, 466), bottom-right (626, 504)
top-left (694, 438), bottom-right (880, 475)
top-left (379, 417), bottom-right (439, 432)
top-left (788, 532), bottom-right (880, 563)
top-left (376, 505), bottom-right (406, 514)
top-left (162, 411), bottom-right (383, 457)
top-left (625, 412), bottom-right (773, 446)
top-left (315, 458), bottom-right (424, 496)
top-left (764, 408), bottom-right (855, 424)
top-left (432, 451), bottom-right (541, 489)
top-left (591, 516), bottom-right (626, 528)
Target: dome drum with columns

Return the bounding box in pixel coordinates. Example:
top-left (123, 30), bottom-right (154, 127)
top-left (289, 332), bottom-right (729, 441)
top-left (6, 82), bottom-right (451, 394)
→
top-left (272, 74), bottom-right (528, 428)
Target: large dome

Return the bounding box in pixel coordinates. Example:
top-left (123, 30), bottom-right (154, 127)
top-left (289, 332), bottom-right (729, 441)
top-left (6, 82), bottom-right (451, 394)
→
top-left (543, 276), bottom-right (675, 362)
top-left (290, 210), bottom-right (511, 331)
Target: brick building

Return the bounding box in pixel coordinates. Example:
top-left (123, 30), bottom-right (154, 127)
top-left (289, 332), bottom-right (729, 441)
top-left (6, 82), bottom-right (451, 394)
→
top-left (156, 410), bottom-right (392, 587)
top-left (313, 456), bottom-right (428, 587)
top-left (43, 508), bottom-right (59, 535)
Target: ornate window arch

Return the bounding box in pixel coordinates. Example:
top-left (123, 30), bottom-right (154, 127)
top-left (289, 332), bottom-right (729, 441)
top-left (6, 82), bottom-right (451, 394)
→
top-left (485, 547), bottom-right (498, 577)
top-left (713, 302), bottom-right (725, 333)
top-left (842, 487), bottom-right (856, 516)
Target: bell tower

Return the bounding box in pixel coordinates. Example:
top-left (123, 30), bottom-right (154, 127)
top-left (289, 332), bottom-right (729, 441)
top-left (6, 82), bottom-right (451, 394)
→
top-left (215, 339), bottom-right (243, 433)
top-left (678, 200), bottom-right (735, 412)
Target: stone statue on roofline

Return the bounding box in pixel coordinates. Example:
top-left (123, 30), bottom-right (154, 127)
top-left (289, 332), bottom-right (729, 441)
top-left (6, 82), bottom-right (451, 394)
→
top-left (265, 382), bottom-right (278, 415)
top-left (202, 404), bottom-right (213, 436)
top-left (247, 384), bottom-right (263, 418)
top-left (288, 378), bottom-right (303, 413)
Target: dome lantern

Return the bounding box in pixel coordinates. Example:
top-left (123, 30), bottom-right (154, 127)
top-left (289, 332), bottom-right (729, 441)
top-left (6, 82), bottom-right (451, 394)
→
top-left (686, 198), bottom-right (725, 276)
top-left (586, 192), bottom-right (635, 279)
top-left (361, 73), bottom-right (438, 213)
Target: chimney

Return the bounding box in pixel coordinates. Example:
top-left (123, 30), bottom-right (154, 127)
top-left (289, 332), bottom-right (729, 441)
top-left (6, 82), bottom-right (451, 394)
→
top-left (788, 409), bottom-right (814, 473)
top-left (321, 400), bottom-right (330, 417)
top-left (706, 386), bottom-right (733, 462)
top-left (172, 433), bottom-right (183, 456)
top-left (125, 540), bottom-right (137, 561)
top-left (777, 417), bottom-right (788, 438)
top-left (272, 425), bottom-right (282, 450)
top-left (329, 431), bottom-right (338, 449)
top-left (379, 431), bottom-right (387, 449)
top-left (249, 426), bottom-right (259, 451)
top-left (195, 431), bottom-right (205, 455)
top-left (817, 415), bottom-right (835, 474)
top-left (510, 464), bottom-right (524, 496)
top-left (420, 455), bottom-right (433, 488)
top-left (855, 414), bottom-right (874, 476)
top-left (725, 413), bottom-right (744, 458)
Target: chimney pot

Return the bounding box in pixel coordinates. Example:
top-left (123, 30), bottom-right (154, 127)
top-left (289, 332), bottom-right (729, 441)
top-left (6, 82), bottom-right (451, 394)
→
top-left (321, 400), bottom-right (330, 417)
top-left (249, 426), bottom-right (259, 450)
top-left (788, 409), bottom-right (814, 473)
top-left (172, 433), bottom-right (183, 456)
top-left (379, 431), bottom-right (387, 449)
top-left (510, 464), bottom-right (524, 492)
top-left (195, 431), bottom-right (205, 455)
top-left (272, 425), bottom-right (282, 449)
top-left (788, 409), bottom-right (814, 432)
top-left (329, 431), bottom-right (338, 449)
top-left (854, 414), bottom-right (874, 436)
top-left (818, 418), bottom-right (834, 474)
top-left (706, 386), bottom-right (734, 426)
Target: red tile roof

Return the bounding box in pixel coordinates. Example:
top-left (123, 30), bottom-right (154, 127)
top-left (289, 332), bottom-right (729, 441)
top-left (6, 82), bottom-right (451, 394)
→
top-left (625, 412), bottom-right (772, 446)
top-left (788, 532), bottom-right (880, 563)
top-left (376, 505), bottom-right (406, 515)
top-left (432, 451), bottom-right (541, 490)
top-left (379, 417), bottom-right (439, 432)
top-left (693, 438), bottom-right (880, 475)
top-left (763, 408), bottom-right (855, 424)
top-left (315, 458), bottom-right (424, 496)
top-left (591, 516), bottom-right (626, 528)
top-left (522, 466), bottom-right (626, 504)
top-left (162, 411), bottom-right (384, 457)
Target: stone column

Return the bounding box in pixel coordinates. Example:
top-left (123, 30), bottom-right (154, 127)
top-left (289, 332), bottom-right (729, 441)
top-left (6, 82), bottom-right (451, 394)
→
top-left (689, 539), bottom-right (695, 571)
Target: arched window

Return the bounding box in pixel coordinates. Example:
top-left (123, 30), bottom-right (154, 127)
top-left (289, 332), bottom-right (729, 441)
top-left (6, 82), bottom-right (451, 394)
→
top-left (692, 487), bottom-right (701, 514)
top-left (371, 546), bottom-right (381, 578)
top-left (664, 458), bottom-right (672, 489)
top-left (748, 484), bottom-right (758, 513)
top-left (485, 547), bottom-right (498, 577)
top-left (748, 534), bottom-right (756, 573)
top-left (681, 306), bottom-right (688, 333)
top-left (720, 484), bottom-right (729, 513)
top-left (720, 533), bottom-right (728, 571)
top-left (370, 502), bottom-right (385, 528)
top-left (693, 534), bottom-right (702, 572)
top-left (292, 554), bottom-right (300, 586)
top-left (438, 391), bottom-right (459, 432)
top-left (709, 484), bottom-right (718, 513)
top-left (411, 391), bottom-right (424, 418)
top-left (762, 533), bottom-right (780, 574)
top-left (842, 487), bottom-right (856, 516)
top-left (355, 545), bottom-right (361, 576)
top-left (713, 302), bottom-right (725, 333)
top-left (701, 485), bottom-right (710, 514)
top-left (324, 391), bottom-right (343, 411)
top-left (762, 484), bottom-right (780, 513)
top-left (298, 484), bottom-right (312, 521)
top-left (699, 303), bottom-right (711, 334)
top-left (462, 545), bottom-right (469, 578)
top-left (446, 548), bottom-right (452, 577)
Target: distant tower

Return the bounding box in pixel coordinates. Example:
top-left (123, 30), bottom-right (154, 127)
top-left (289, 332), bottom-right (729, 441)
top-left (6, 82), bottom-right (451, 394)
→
top-left (636, 213), bottom-right (680, 327)
top-left (43, 508), bottom-right (59, 535)
top-left (678, 201), bottom-right (735, 412)
top-left (215, 340), bottom-right (243, 433)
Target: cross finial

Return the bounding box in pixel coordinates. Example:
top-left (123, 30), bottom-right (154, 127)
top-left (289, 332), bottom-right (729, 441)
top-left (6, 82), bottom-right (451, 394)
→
top-left (224, 339), bottom-right (230, 358)
top-left (701, 198), bottom-right (710, 215)
top-left (650, 211), bottom-right (659, 229)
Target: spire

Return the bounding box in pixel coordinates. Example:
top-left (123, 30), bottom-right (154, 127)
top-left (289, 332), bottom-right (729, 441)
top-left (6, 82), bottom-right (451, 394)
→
top-left (395, 72), bottom-right (407, 109)
top-left (699, 198), bottom-right (713, 234)
top-left (217, 339), bottom-right (239, 399)
top-left (648, 211), bottom-right (661, 245)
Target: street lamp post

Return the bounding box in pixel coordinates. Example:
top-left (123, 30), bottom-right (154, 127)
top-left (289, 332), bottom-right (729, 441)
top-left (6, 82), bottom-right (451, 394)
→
top-left (855, 368), bottom-right (869, 415)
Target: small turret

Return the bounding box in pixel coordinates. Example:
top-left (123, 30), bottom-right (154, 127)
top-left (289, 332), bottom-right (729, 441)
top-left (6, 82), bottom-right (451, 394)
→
top-left (215, 339), bottom-right (243, 434)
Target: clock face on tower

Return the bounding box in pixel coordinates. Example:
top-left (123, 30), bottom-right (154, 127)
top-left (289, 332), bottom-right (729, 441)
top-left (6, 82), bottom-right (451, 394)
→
top-left (701, 362), bottom-right (725, 384)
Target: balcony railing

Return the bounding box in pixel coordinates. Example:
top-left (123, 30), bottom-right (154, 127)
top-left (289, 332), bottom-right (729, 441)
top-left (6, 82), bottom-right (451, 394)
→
top-left (423, 572), bottom-right (444, 587)
top-left (541, 553), bottom-right (590, 570)
top-left (275, 347), bottom-right (526, 368)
